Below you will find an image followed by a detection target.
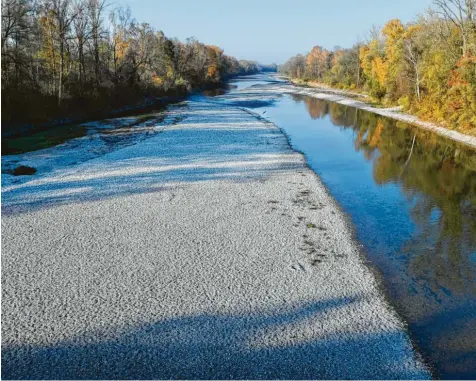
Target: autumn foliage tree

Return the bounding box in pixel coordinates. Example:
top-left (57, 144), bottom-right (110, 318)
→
top-left (279, 0), bottom-right (476, 134)
top-left (305, 46), bottom-right (330, 80)
top-left (1, 0), bottom-right (263, 128)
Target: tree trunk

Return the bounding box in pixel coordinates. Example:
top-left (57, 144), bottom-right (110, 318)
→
top-left (462, 29), bottom-right (467, 56)
top-left (78, 38), bottom-right (85, 86)
top-left (58, 41), bottom-right (63, 106)
top-left (356, 59), bottom-right (360, 88)
top-left (415, 70), bottom-right (421, 102)
top-left (94, 36), bottom-right (99, 88)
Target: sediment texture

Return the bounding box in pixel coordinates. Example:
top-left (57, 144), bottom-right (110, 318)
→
top-left (2, 101), bottom-right (430, 379)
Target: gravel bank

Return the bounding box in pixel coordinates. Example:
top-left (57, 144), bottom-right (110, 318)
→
top-left (2, 101), bottom-right (430, 379)
top-left (272, 82), bottom-right (476, 150)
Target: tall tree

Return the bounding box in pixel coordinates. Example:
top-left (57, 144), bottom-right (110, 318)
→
top-left (42, 0), bottom-right (77, 105)
top-left (433, 0), bottom-right (476, 55)
top-left (88, 0), bottom-right (105, 89)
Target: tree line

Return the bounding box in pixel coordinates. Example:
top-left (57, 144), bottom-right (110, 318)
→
top-left (279, 0), bottom-right (476, 134)
top-left (1, 0), bottom-right (265, 129)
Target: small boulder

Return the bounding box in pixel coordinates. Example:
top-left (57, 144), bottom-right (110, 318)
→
top-left (13, 165), bottom-right (37, 176)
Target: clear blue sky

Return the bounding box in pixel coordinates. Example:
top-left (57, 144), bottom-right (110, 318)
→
top-left (123, 0), bottom-right (433, 64)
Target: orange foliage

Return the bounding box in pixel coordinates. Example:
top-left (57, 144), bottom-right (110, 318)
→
top-left (368, 120), bottom-right (384, 147)
top-left (114, 32), bottom-right (129, 60)
top-left (306, 46), bottom-right (330, 79)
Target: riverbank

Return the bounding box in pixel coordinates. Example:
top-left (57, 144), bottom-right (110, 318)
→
top-left (289, 78), bottom-right (369, 99)
top-left (285, 78), bottom-right (476, 150)
top-left (2, 74), bottom-right (277, 158)
top-left (2, 100), bottom-right (429, 379)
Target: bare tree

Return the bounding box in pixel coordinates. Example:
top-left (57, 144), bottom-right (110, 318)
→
top-left (43, 0), bottom-right (78, 105)
top-left (403, 28), bottom-right (423, 101)
top-left (433, 0), bottom-right (476, 55)
top-left (108, 5), bottom-right (132, 85)
top-left (1, 0), bottom-right (32, 49)
top-left (88, 0), bottom-right (106, 88)
top-left (1, 0), bottom-right (260, 127)
top-left (1, 0), bottom-right (35, 87)
top-left (72, 0), bottom-right (90, 86)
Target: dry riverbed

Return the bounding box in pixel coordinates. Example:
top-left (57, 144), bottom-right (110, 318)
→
top-left (2, 100), bottom-right (430, 379)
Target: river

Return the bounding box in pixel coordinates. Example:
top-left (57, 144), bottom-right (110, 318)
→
top-left (221, 74), bottom-right (476, 379)
top-left (2, 74), bottom-right (475, 379)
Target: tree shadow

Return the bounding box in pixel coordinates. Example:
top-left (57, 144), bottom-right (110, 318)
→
top-left (409, 302), bottom-right (476, 380)
top-left (2, 112), bottom-right (302, 216)
top-left (2, 296), bottom-right (428, 380)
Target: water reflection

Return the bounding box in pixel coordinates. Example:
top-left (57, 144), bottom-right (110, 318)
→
top-left (290, 94), bottom-right (476, 379)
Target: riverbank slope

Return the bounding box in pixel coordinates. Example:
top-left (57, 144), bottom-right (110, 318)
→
top-left (283, 78), bottom-right (476, 149)
top-left (2, 101), bottom-right (429, 379)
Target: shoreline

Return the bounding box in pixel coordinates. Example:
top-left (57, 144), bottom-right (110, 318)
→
top-left (245, 106), bottom-right (437, 378)
top-left (281, 78), bottom-right (476, 150)
top-left (2, 100), bottom-right (430, 379)
top-left (1, 74), bottom-right (260, 141)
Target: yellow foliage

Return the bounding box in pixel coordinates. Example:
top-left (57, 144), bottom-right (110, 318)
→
top-left (37, 13), bottom-right (60, 75)
top-left (368, 120), bottom-right (384, 147)
top-left (166, 66), bottom-right (174, 78)
top-left (151, 73), bottom-right (163, 86)
top-left (371, 56), bottom-right (388, 87)
top-left (207, 65), bottom-right (217, 78)
top-left (382, 19), bottom-right (405, 41)
top-left (208, 45), bottom-right (223, 55)
top-left (114, 32), bottom-right (129, 60)
top-left (359, 45), bottom-right (370, 71)
top-left (404, 24), bottom-right (421, 39)
top-left (382, 19), bottom-right (404, 79)
top-left (285, 15), bottom-right (476, 133)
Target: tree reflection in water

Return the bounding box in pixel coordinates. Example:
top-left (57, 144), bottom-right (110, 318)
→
top-left (291, 93), bottom-right (476, 378)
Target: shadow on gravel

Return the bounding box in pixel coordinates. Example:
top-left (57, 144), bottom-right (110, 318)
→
top-left (2, 296), bottom-right (427, 380)
top-left (2, 116), bottom-right (303, 215)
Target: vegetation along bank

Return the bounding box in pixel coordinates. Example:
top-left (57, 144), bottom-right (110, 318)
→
top-left (279, 1), bottom-right (476, 137)
top-left (1, 0), bottom-right (275, 135)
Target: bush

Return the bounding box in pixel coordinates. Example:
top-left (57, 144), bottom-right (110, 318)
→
top-left (398, 95), bottom-right (411, 110)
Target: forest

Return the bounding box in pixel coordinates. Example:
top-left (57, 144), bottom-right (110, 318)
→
top-left (279, 0), bottom-right (476, 135)
top-left (1, 0), bottom-right (266, 131)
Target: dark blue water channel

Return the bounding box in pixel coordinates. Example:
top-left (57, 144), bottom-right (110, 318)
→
top-left (243, 85), bottom-right (476, 379)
